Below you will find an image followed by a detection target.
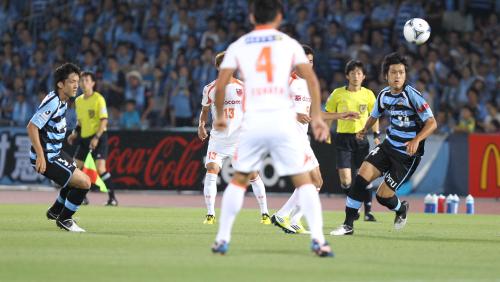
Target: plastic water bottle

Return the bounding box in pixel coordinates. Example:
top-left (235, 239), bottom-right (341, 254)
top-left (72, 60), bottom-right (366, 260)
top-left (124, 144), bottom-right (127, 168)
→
top-left (452, 194), bottom-right (460, 214)
top-left (466, 195), bottom-right (474, 214)
top-left (446, 194), bottom-right (453, 214)
top-left (431, 194), bottom-right (438, 213)
top-left (424, 194), bottom-right (433, 213)
top-left (438, 194), bottom-right (446, 213)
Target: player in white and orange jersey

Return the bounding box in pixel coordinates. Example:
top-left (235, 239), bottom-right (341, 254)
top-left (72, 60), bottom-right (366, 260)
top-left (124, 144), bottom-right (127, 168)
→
top-left (272, 45), bottom-right (359, 235)
top-left (211, 0), bottom-right (333, 257)
top-left (198, 52), bottom-right (270, 225)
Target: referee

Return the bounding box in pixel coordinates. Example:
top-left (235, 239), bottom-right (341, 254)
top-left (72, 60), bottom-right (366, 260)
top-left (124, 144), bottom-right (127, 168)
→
top-left (325, 60), bottom-right (379, 221)
top-left (68, 71), bottom-right (118, 206)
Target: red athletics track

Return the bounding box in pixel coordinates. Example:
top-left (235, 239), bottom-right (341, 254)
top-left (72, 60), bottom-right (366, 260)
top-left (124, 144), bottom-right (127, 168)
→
top-left (0, 188), bottom-right (499, 215)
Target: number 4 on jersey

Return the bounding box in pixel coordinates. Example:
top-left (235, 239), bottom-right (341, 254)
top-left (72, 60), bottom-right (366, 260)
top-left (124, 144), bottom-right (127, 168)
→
top-left (256, 47), bottom-right (273, 82)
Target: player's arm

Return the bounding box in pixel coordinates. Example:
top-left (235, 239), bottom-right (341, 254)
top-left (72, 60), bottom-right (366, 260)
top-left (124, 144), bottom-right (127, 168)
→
top-left (27, 122), bottom-right (46, 173)
top-left (198, 106), bottom-right (210, 140)
top-left (357, 116), bottom-right (378, 140)
top-left (214, 69), bottom-right (234, 130)
top-left (295, 63), bottom-right (329, 141)
top-left (371, 120), bottom-right (381, 144)
top-left (321, 111), bottom-right (360, 121)
top-left (90, 97), bottom-right (109, 150)
top-left (68, 120), bottom-right (80, 145)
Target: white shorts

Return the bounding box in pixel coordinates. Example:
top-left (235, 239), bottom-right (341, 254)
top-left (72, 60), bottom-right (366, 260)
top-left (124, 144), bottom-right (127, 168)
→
top-left (232, 111), bottom-right (310, 176)
top-left (304, 138), bottom-right (319, 171)
top-left (205, 137), bottom-right (237, 168)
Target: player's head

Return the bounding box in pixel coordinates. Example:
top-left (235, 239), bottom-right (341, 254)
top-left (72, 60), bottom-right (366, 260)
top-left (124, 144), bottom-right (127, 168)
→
top-left (302, 44), bottom-right (314, 65)
top-left (214, 51), bottom-right (225, 70)
top-left (250, 0), bottom-right (284, 26)
top-left (382, 52), bottom-right (408, 92)
top-left (80, 71), bottom-right (96, 93)
top-left (54, 62), bottom-right (80, 99)
top-left (345, 60), bottom-right (366, 88)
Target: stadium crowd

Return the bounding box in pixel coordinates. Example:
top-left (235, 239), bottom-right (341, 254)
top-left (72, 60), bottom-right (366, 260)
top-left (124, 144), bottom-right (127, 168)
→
top-left (0, 0), bottom-right (498, 133)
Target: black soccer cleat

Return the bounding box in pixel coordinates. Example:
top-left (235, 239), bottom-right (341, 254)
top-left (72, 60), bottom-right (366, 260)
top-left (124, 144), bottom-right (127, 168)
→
top-left (105, 198), bottom-right (118, 206)
top-left (46, 209), bottom-right (58, 220)
top-left (394, 201), bottom-right (409, 230)
top-left (364, 212), bottom-right (377, 222)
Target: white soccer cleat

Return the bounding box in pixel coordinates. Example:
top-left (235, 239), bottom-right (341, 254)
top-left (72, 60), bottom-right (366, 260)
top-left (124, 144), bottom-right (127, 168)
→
top-left (329, 224), bottom-right (354, 236)
top-left (56, 218), bottom-right (86, 232)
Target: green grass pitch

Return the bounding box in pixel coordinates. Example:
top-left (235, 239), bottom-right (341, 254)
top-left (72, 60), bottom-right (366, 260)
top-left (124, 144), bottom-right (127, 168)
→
top-left (0, 204), bottom-right (499, 282)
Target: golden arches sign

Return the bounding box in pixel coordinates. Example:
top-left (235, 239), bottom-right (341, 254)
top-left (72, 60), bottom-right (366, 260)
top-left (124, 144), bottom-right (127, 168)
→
top-left (480, 144), bottom-right (500, 190)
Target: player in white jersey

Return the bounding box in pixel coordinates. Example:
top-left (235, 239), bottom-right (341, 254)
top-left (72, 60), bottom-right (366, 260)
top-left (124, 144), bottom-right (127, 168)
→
top-left (211, 0), bottom-right (333, 257)
top-left (198, 52), bottom-right (270, 225)
top-left (271, 45), bottom-right (359, 234)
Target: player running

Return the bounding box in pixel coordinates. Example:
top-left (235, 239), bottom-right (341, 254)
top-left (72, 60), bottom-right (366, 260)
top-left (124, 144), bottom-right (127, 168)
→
top-left (198, 51), bottom-right (270, 225)
top-left (330, 52), bottom-right (437, 236)
top-left (27, 63), bottom-right (91, 232)
top-left (211, 0), bottom-right (333, 257)
top-left (271, 45), bottom-right (359, 234)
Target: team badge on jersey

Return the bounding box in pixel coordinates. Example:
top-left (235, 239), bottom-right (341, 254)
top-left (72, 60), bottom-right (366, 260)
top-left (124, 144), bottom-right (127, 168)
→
top-left (88, 109), bottom-right (95, 118)
top-left (236, 89), bottom-right (243, 96)
top-left (359, 104), bottom-right (367, 113)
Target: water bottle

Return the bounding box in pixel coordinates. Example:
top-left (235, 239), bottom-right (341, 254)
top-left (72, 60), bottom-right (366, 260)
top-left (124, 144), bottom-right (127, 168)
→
top-left (466, 195), bottom-right (474, 214)
top-left (452, 194), bottom-right (460, 214)
top-left (438, 194), bottom-right (446, 213)
top-left (431, 194), bottom-right (438, 214)
top-left (424, 194), bottom-right (433, 213)
top-left (446, 194), bottom-right (453, 214)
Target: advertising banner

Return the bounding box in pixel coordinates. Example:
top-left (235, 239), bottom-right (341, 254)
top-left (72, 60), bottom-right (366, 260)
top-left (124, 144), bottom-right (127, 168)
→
top-left (469, 134), bottom-right (500, 198)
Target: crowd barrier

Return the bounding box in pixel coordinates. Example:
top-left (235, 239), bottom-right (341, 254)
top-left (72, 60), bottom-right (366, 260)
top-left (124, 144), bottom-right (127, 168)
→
top-left (0, 127), bottom-right (498, 197)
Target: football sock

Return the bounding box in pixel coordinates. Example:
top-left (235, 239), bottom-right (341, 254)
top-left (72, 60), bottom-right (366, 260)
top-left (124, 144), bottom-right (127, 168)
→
top-left (250, 175), bottom-right (269, 214)
top-left (364, 188), bottom-right (373, 214)
top-left (204, 173), bottom-right (218, 215)
top-left (276, 188), bottom-right (298, 218)
top-left (376, 194), bottom-right (404, 213)
top-left (49, 186), bottom-right (70, 214)
top-left (58, 187), bottom-right (90, 220)
top-left (100, 172), bottom-right (116, 200)
top-left (290, 207), bottom-right (303, 225)
top-left (298, 184), bottom-right (325, 244)
top-left (215, 182), bottom-right (246, 243)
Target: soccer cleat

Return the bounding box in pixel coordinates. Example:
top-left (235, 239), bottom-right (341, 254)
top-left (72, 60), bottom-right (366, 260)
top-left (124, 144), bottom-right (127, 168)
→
top-left (290, 221), bottom-right (310, 234)
top-left (46, 209), bottom-right (58, 221)
top-left (270, 214), bottom-right (296, 234)
top-left (394, 201), bottom-right (409, 230)
top-left (330, 224), bottom-right (354, 236)
top-left (211, 240), bottom-right (229, 255)
top-left (260, 213), bottom-right (271, 225)
top-left (105, 198), bottom-right (118, 206)
top-left (56, 218), bottom-right (86, 232)
top-left (82, 197), bottom-right (89, 205)
top-left (203, 214), bottom-right (216, 224)
top-left (364, 212), bottom-right (377, 222)
top-left (311, 239), bottom-right (334, 257)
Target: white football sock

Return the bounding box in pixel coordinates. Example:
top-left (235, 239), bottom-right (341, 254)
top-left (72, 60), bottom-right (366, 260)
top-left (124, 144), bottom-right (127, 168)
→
top-left (298, 184), bottom-right (325, 244)
top-left (250, 175), bottom-right (269, 214)
top-left (215, 183), bottom-right (246, 243)
top-left (276, 188), bottom-right (299, 218)
top-left (290, 207), bottom-right (303, 225)
top-left (203, 173), bottom-right (218, 215)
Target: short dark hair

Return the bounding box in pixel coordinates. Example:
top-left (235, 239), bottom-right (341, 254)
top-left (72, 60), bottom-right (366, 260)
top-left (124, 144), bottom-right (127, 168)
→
top-left (345, 60), bottom-right (365, 75)
top-left (54, 63), bottom-right (80, 90)
top-left (81, 71), bottom-right (96, 82)
top-left (302, 44), bottom-right (314, 56)
top-left (251, 0), bottom-right (284, 24)
top-left (214, 51), bottom-right (225, 68)
top-left (382, 52), bottom-right (409, 77)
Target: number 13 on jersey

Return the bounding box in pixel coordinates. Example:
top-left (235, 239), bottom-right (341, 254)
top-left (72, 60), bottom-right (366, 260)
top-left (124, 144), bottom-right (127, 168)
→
top-left (257, 47), bottom-right (274, 82)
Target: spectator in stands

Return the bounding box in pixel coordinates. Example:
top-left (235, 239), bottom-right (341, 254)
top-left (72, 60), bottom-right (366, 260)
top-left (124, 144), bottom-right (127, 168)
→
top-left (454, 106), bottom-right (476, 133)
top-left (102, 55), bottom-right (126, 110)
top-left (120, 99), bottom-right (141, 129)
top-left (125, 70), bottom-right (149, 112)
top-left (169, 66), bottom-right (193, 127)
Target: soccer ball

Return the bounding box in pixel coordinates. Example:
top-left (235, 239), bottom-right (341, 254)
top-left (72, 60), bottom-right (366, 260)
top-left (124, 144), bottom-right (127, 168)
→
top-left (403, 18), bottom-right (431, 45)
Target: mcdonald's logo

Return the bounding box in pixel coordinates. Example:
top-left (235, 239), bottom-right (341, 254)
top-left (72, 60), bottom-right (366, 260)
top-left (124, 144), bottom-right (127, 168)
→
top-left (480, 144), bottom-right (500, 190)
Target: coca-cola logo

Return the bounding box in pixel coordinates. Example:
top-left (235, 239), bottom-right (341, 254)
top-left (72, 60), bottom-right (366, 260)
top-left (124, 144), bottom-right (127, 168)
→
top-left (107, 135), bottom-right (205, 189)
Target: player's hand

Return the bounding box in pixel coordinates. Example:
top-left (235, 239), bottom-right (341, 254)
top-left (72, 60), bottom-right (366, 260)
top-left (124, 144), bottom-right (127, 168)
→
top-left (297, 113), bottom-right (312, 124)
top-left (374, 137), bottom-right (381, 145)
top-left (67, 133), bottom-right (77, 145)
top-left (311, 117), bottom-right (329, 142)
top-left (340, 111), bottom-right (360, 120)
top-left (35, 154), bottom-right (46, 174)
top-left (356, 128), bottom-right (367, 140)
top-left (198, 126), bottom-right (208, 141)
top-left (404, 138), bottom-right (420, 156)
top-left (90, 136), bottom-right (99, 150)
top-left (214, 117), bottom-right (227, 131)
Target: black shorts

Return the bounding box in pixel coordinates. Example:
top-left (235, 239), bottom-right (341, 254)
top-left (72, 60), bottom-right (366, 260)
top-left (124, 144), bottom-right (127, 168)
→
top-left (365, 141), bottom-right (421, 191)
top-left (74, 132), bottom-right (109, 161)
top-left (31, 151), bottom-right (77, 188)
top-left (335, 133), bottom-right (369, 169)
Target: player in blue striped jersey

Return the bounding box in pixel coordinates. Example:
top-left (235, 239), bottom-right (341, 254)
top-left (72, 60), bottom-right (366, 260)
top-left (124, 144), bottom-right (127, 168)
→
top-left (27, 63), bottom-right (91, 232)
top-left (331, 52), bottom-right (437, 236)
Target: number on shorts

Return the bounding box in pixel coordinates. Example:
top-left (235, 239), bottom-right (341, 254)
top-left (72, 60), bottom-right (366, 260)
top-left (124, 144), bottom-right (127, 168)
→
top-left (223, 108), bottom-right (235, 119)
top-left (369, 147), bottom-right (380, 156)
top-left (256, 46), bottom-right (273, 82)
top-left (208, 152), bottom-right (217, 160)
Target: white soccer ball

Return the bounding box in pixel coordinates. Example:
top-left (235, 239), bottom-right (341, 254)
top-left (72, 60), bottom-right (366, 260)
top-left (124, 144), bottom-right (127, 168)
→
top-left (403, 18), bottom-right (431, 45)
